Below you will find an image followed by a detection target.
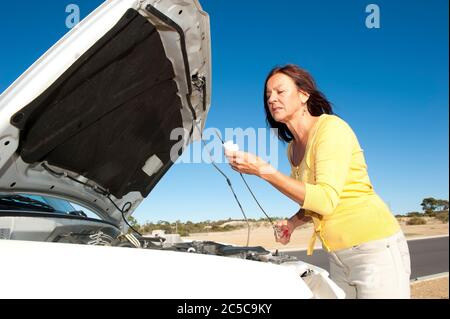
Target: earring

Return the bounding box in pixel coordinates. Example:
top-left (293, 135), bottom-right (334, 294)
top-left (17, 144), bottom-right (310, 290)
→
top-left (303, 108), bottom-right (306, 116)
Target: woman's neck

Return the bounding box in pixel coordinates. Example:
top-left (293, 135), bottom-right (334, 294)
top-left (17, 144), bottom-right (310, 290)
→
top-left (285, 112), bottom-right (320, 148)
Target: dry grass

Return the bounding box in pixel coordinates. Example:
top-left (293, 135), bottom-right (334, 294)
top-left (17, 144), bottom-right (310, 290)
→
top-left (411, 276), bottom-right (449, 299)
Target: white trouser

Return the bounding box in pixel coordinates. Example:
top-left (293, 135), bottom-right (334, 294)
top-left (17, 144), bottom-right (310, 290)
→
top-left (328, 231), bottom-right (411, 299)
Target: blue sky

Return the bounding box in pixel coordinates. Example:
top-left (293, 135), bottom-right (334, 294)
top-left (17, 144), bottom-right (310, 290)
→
top-left (0, 0), bottom-right (448, 223)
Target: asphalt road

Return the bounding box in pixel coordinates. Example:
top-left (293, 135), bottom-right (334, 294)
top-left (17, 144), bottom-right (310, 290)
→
top-left (286, 236), bottom-right (449, 279)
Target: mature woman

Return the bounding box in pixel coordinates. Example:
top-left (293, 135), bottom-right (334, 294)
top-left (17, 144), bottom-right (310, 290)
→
top-left (224, 64), bottom-right (411, 299)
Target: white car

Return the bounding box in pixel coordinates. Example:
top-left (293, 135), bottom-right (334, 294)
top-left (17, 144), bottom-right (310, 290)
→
top-left (0, 0), bottom-right (344, 299)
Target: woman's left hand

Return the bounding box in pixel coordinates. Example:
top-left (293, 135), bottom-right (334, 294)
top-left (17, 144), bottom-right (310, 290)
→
top-left (224, 150), bottom-right (275, 177)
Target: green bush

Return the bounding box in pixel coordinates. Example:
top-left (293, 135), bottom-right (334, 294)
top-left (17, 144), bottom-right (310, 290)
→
top-left (178, 229), bottom-right (190, 236)
top-left (406, 217), bottom-right (427, 225)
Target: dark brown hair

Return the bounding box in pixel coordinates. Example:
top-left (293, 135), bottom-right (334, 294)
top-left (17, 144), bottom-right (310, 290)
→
top-left (264, 64), bottom-right (333, 143)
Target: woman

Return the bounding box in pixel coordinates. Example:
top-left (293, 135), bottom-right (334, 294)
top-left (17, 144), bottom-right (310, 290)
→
top-left (224, 64), bottom-right (411, 299)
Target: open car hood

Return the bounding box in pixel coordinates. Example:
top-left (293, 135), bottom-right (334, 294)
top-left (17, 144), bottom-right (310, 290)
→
top-left (0, 0), bottom-right (211, 229)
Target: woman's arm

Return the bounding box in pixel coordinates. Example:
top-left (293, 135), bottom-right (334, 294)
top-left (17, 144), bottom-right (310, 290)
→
top-left (288, 208), bottom-right (312, 228)
top-left (260, 169), bottom-right (307, 206)
top-left (225, 117), bottom-right (354, 217)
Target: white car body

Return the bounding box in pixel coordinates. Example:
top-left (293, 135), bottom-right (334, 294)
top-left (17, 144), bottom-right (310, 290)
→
top-left (0, 0), bottom-right (344, 299)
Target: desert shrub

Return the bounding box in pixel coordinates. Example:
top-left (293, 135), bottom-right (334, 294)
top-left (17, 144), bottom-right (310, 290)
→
top-left (435, 211), bottom-right (449, 224)
top-left (407, 217), bottom-right (427, 225)
top-left (178, 229), bottom-right (190, 236)
top-left (424, 211), bottom-right (437, 217)
top-left (406, 212), bottom-right (422, 218)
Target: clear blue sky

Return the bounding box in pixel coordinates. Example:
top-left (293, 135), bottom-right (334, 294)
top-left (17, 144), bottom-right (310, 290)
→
top-left (0, 0), bottom-right (448, 223)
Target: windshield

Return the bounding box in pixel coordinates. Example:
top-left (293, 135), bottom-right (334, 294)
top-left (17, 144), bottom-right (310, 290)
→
top-left (0, 194), bottom-right (97, 219)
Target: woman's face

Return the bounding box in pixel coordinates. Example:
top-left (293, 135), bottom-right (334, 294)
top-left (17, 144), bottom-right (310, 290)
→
top-left (266, 73), bottom-right (307, 123)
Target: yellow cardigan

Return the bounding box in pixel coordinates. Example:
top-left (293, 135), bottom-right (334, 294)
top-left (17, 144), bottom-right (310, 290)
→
top-left (288, 114), bottom-right (400, 255)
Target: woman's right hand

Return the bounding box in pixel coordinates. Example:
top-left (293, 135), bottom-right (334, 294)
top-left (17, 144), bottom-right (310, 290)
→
top-left (274, 219), bottom-right (295, 245)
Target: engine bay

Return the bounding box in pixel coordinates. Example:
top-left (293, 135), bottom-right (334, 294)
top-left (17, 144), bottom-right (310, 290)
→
top-left (0, 214), bottom-right (298, 265)
top-left (129, 234), bottom-right (299, 265)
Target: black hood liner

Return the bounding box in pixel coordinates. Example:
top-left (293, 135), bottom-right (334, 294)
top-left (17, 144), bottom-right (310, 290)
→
top-left (11, 9), bottom-right (185, 199)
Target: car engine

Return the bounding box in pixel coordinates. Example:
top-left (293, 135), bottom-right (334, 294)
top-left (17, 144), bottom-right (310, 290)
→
top-left (119, 233), bottom-right (300, 265)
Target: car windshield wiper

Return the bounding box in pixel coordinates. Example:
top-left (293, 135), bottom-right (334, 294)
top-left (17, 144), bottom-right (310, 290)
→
top-left (0, 195), bottom-right (56, 212)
